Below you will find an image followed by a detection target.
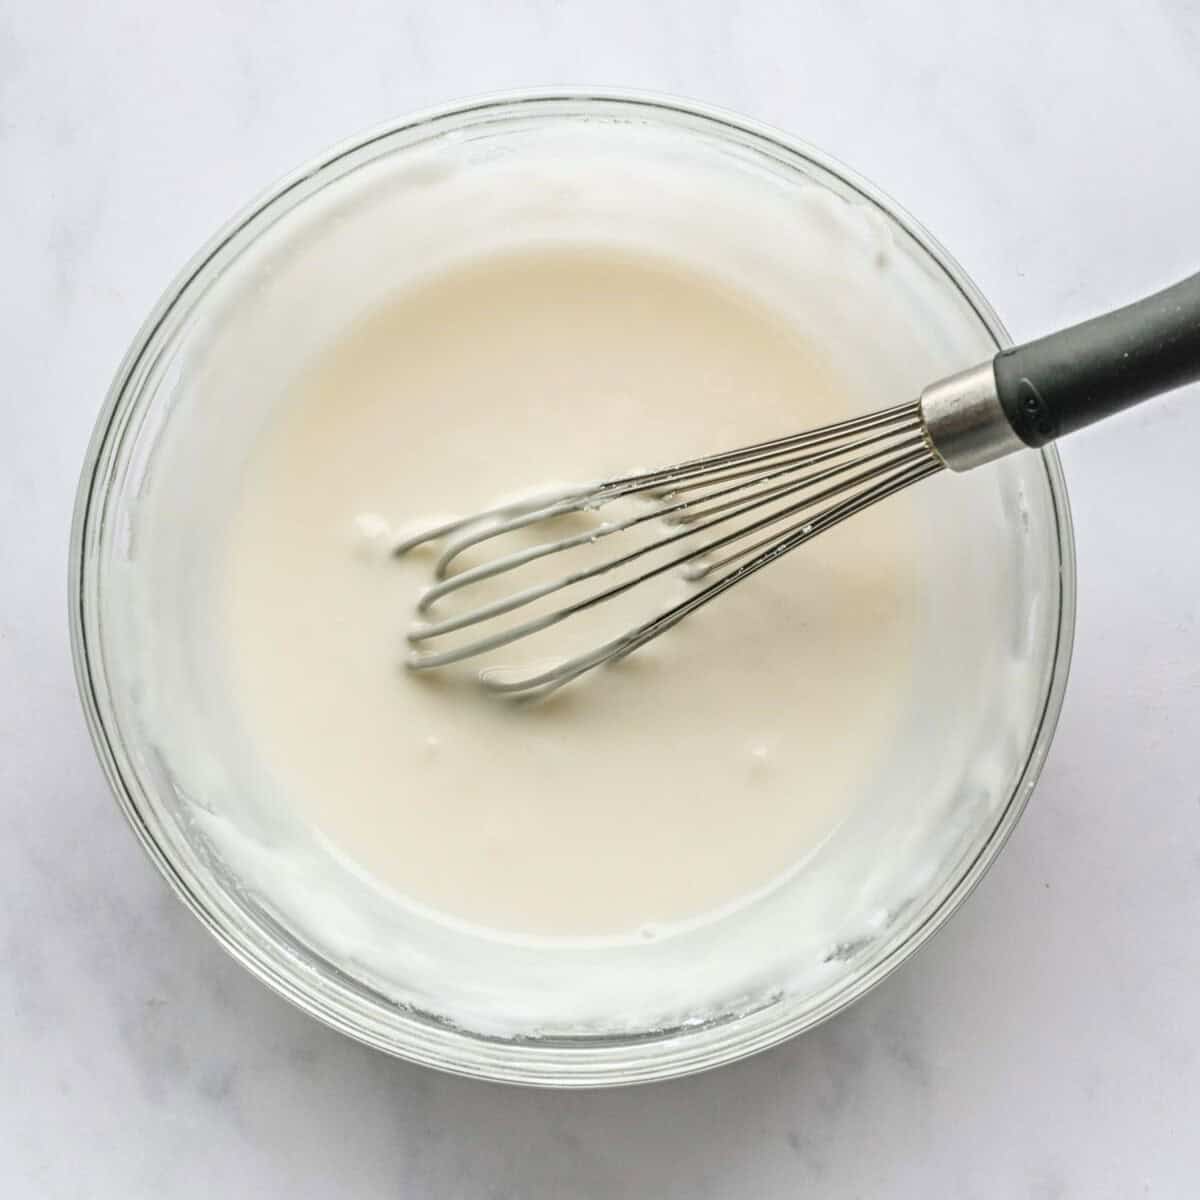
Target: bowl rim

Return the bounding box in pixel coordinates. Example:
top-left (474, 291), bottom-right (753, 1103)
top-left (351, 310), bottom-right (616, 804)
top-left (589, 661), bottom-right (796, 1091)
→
top-left (69, 87), bottom-right (1076, 1087)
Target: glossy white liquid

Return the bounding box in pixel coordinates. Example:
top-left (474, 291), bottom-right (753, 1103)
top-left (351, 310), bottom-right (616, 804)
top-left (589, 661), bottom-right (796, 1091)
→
top-left (119, 119), bottom-right (1057, 1039)
top-left (223, 243), bottom-right (921, 937)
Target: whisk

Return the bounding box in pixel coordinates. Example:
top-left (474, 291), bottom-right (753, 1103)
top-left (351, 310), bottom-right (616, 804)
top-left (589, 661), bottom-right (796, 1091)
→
top-left (397, 271), bottom-right (1200, 698)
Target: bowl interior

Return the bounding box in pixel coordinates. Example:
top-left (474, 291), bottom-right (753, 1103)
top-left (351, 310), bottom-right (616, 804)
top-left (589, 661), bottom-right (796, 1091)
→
top-left (73, 94), bottom-right (1073, 1085)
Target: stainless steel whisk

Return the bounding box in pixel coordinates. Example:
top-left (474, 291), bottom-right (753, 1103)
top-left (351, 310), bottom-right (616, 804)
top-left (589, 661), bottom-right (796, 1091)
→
top-left (397, 272), bottom-right (1200, 698)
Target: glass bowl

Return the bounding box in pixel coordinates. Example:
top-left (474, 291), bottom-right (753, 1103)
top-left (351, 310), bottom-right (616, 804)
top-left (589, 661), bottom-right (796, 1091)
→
top-left (70, 91), bottom-right (1075, 1086)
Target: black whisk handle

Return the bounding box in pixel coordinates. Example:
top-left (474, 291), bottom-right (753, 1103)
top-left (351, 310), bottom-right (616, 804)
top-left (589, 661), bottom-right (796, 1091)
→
top-left (994, 270), bottom-right (1200, 448)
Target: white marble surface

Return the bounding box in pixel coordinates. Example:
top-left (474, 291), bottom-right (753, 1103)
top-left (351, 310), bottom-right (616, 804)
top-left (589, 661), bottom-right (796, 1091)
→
top-left (3, 2), bottom-right (1199, 1195)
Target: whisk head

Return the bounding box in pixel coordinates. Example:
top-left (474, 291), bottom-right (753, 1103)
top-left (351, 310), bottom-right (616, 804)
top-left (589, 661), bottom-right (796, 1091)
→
top-left (395, 401), bottom-right (943, 698)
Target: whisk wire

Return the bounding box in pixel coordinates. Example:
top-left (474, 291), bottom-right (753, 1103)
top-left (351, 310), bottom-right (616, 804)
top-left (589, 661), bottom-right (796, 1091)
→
top-left (398, 400), bottom-right (943, 695)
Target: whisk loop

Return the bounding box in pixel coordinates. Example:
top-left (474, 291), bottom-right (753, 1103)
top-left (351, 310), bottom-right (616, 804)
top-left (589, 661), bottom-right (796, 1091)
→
top-left (396, 401), bottom-right (943, 698)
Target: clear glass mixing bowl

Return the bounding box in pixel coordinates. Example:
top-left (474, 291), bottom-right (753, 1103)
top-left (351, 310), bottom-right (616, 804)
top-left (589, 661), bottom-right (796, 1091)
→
top-left (70, 91), bottom-right (1075, 1086)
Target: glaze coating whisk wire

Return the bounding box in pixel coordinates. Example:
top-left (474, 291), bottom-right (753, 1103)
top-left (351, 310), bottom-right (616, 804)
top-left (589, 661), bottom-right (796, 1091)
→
top-left (396, 401), bottom-right (942, 697)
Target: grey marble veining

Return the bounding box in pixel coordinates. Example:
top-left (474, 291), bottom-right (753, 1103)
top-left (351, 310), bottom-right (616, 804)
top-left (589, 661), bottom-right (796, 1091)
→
top-left (2, 2), bottom-right (1199, 1195)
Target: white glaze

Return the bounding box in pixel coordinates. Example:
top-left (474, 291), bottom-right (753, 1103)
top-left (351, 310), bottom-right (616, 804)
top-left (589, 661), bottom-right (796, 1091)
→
top-left (116, 121), bottom-right (1059, 1036)
top-left (223, 243), bottom-right (918, 936)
